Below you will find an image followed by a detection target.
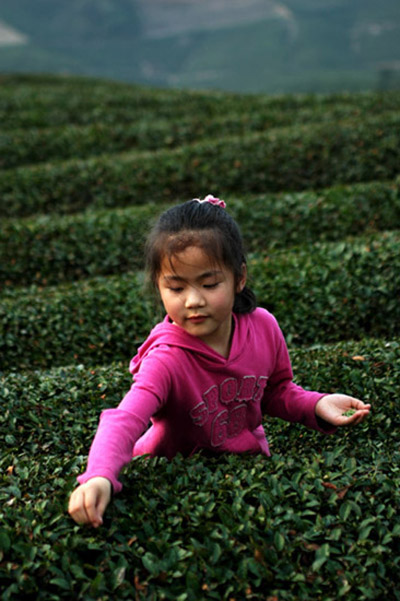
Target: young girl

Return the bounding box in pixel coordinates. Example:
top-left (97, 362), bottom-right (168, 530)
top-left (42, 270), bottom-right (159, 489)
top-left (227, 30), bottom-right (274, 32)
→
top-left (68, 195), bottom-right (371, 528)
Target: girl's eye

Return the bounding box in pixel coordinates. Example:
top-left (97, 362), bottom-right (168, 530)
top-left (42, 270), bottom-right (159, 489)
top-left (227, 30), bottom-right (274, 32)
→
top-left (204, 283), bottom-right (219, 289)
top-left (169, 287), bottom-right (183, 293)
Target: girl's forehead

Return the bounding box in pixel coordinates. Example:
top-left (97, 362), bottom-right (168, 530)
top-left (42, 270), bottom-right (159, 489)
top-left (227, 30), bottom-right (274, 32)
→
top-left (160, 245), bottom-right (224, 275)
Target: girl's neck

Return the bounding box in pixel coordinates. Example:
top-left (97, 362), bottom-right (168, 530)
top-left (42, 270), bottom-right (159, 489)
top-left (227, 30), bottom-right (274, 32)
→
top-left (170, 315), bottom-right (235, 359)
top-left (210, 317), bottom-right (234, 358)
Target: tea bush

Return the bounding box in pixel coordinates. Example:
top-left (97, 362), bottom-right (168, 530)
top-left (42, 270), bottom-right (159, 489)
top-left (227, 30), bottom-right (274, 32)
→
top-left (1, 74), bottom-right (399, 129)
top-left (1, 339), bottom-right (399, 600)
top-left (1, 178), bottom-right (399, 287)
top-left (1, 111), bottom-right (400, 218)
top-left (1, 232), bottom-right (399, 371)
top-left (3, 101), bottom-right (400, 169)
top-left (0, 75), bottom-right (399, 600)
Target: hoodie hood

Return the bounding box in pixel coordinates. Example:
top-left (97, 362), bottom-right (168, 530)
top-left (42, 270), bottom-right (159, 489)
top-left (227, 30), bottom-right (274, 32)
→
top-left (129, 312), bottom-right (251, 375)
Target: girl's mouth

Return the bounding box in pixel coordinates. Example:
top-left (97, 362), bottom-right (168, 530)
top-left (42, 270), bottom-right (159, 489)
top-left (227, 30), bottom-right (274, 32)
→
top-left (188, 315), bottom-right (208, 323)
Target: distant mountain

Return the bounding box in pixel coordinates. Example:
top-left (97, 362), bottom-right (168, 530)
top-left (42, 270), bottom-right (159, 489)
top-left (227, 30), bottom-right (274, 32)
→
top-left (0, 0), bottom-right (399, 94)
top-left (0, 19), bottom-right (28, 47)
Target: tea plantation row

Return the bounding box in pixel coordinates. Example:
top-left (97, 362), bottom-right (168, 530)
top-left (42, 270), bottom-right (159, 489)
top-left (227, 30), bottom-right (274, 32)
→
top-left (2, 73), bottom-right (400, 129)
top-left (2, 74), bottom-right (399, 111)
top-left (0, 77), bottom-right (253, 128)
top-left (3, 102), bottom-right (400, 170)
top-left (1, 111), bottom-right (400, 219)
top-left (1, 75), bottom-right (399, 601)
top-left (1, 338), bottom-right (399, 600)
top-left (1, 178), bottom-right (399, 287)
top-left (1, 231), bottom-right (399, 372)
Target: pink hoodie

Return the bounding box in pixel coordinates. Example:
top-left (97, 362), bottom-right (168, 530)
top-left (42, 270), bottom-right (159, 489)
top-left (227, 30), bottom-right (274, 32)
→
top-left (78, 308), bottom-right (332, 492)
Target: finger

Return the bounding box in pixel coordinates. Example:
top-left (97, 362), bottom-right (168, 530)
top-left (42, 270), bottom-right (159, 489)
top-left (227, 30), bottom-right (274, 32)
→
top-left (68, 488), bottom-right (83, 518)
top-left (68, 489), bottom-right (92, 525)
top-left (353, 416), bottom-right (365, 426)
top-left (96, 491), bottom-right (111, 524)
top-left (350, 398), bottom-right (371, 410)
top-left (84, 488), bottom-right (103, 528)
top-left (354, 409), bottom-right (370, 425)
top-left (71, 507), bottom-right (91, 525)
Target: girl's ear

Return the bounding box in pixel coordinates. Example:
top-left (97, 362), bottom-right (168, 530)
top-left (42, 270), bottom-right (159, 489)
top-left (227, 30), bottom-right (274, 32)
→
top-left (236, 263), bottom-right (247, 293)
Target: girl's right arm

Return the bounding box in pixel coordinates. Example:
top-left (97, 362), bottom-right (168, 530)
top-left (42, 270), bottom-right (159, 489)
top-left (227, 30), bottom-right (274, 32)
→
top-left (76, 408), bottom-right (151, 493)
top-left (70, 352), bottom-right (170, 526)
top-left (68, 405), bottom-right (154, 528)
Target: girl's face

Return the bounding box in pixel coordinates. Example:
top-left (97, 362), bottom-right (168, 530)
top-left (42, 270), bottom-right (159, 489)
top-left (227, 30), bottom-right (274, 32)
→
top-left (157, 245), bottom-right (246, 358)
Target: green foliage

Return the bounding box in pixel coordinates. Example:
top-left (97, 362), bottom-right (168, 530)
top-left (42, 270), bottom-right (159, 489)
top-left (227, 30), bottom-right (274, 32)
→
top-left (1, 339), bottom-right (399, 600)
top-left (251, 231), bottom-right (400, 345)
top-left (1, 75), bottom-right (399, 128)
top-left (0, 75), bottom-right (399, 599)
top-left (2, 98), bottom-right (400, 169)
top-left (1, 111), bottom-right (400, 218)
top-left (1, 232), bottom-right (400, 372)
top-left (0, 75), bottom-right (312, 130)
top-left (1, 178), bottom-right (399, 287)
top-left (0, 203), bottom-right (165, 286)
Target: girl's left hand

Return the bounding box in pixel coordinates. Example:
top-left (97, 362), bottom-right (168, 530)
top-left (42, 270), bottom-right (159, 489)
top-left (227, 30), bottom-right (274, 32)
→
top-left (315, 394), bottom-right (371, 426)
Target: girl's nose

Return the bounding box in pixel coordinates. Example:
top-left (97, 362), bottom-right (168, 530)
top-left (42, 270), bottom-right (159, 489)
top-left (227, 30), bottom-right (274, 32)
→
top-left (185, 287), bottom-right (205, 308)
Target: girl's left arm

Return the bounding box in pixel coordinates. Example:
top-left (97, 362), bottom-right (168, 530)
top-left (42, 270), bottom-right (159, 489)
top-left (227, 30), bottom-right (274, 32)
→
top-left (261, 316), bottom-right (370, 431)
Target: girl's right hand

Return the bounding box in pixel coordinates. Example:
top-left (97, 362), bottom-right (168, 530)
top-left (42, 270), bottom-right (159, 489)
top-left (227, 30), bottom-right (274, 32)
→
top-left (68, 477), bottom-right (112, 528)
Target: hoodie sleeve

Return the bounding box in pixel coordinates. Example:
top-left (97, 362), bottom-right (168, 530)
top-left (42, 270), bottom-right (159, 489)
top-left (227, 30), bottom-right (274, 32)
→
top-left (77, 408), bottom-right (150, 493)
top-left (261, 316), bottom-right (336, 434)
top-left (77, 350), bottom-right (171, 492)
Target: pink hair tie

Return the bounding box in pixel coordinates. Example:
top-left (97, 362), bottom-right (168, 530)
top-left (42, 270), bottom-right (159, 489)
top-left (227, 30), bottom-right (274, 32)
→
top-left (193, 194), bottom-right (226, 209)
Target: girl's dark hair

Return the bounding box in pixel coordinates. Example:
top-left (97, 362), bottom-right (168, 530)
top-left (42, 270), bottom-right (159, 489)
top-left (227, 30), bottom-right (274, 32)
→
top-left (145, 199), bottom-right (257, 314)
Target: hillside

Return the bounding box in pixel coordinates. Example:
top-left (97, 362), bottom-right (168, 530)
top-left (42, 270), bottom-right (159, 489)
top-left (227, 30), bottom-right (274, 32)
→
top-left (0, 74), bottom-right (399, 600)
top-left (0, 0), bottom-right (399, 93)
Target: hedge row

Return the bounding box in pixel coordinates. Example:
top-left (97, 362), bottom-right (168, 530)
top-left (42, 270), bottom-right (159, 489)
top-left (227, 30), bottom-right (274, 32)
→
top-left (3, 101), bottom-right (395, 169)
top-left (251, 231), bottom-right (400, 344)
top-left (0, 203), bottom-right (162, 287)
top-left (0, 90), bottom-right (249, 131)
top-left (1, 178), bottom-right (400, 287)
top-left (0, 80), bottom-right (244, 126)
top-left (1, 111), bottom-right (400, 219)
top-left (1, 232), bottom-right (399, 372)
top-left (0, 79), bottom-right (185, 110)
top-left (1, 74), bottom-right (400, 129)
top-left (1, 338), bottom-right (399, 600)
top-left (1, 336), bottom-right (396, 453)
top-left (0, 85), bottom-right (274, 131)
top-left (0, 77), bottom-right (271, 117)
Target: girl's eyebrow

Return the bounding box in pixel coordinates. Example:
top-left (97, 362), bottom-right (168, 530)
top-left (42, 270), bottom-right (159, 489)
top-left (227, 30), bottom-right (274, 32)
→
top-left (163, 270), bottom-right (223, 282)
